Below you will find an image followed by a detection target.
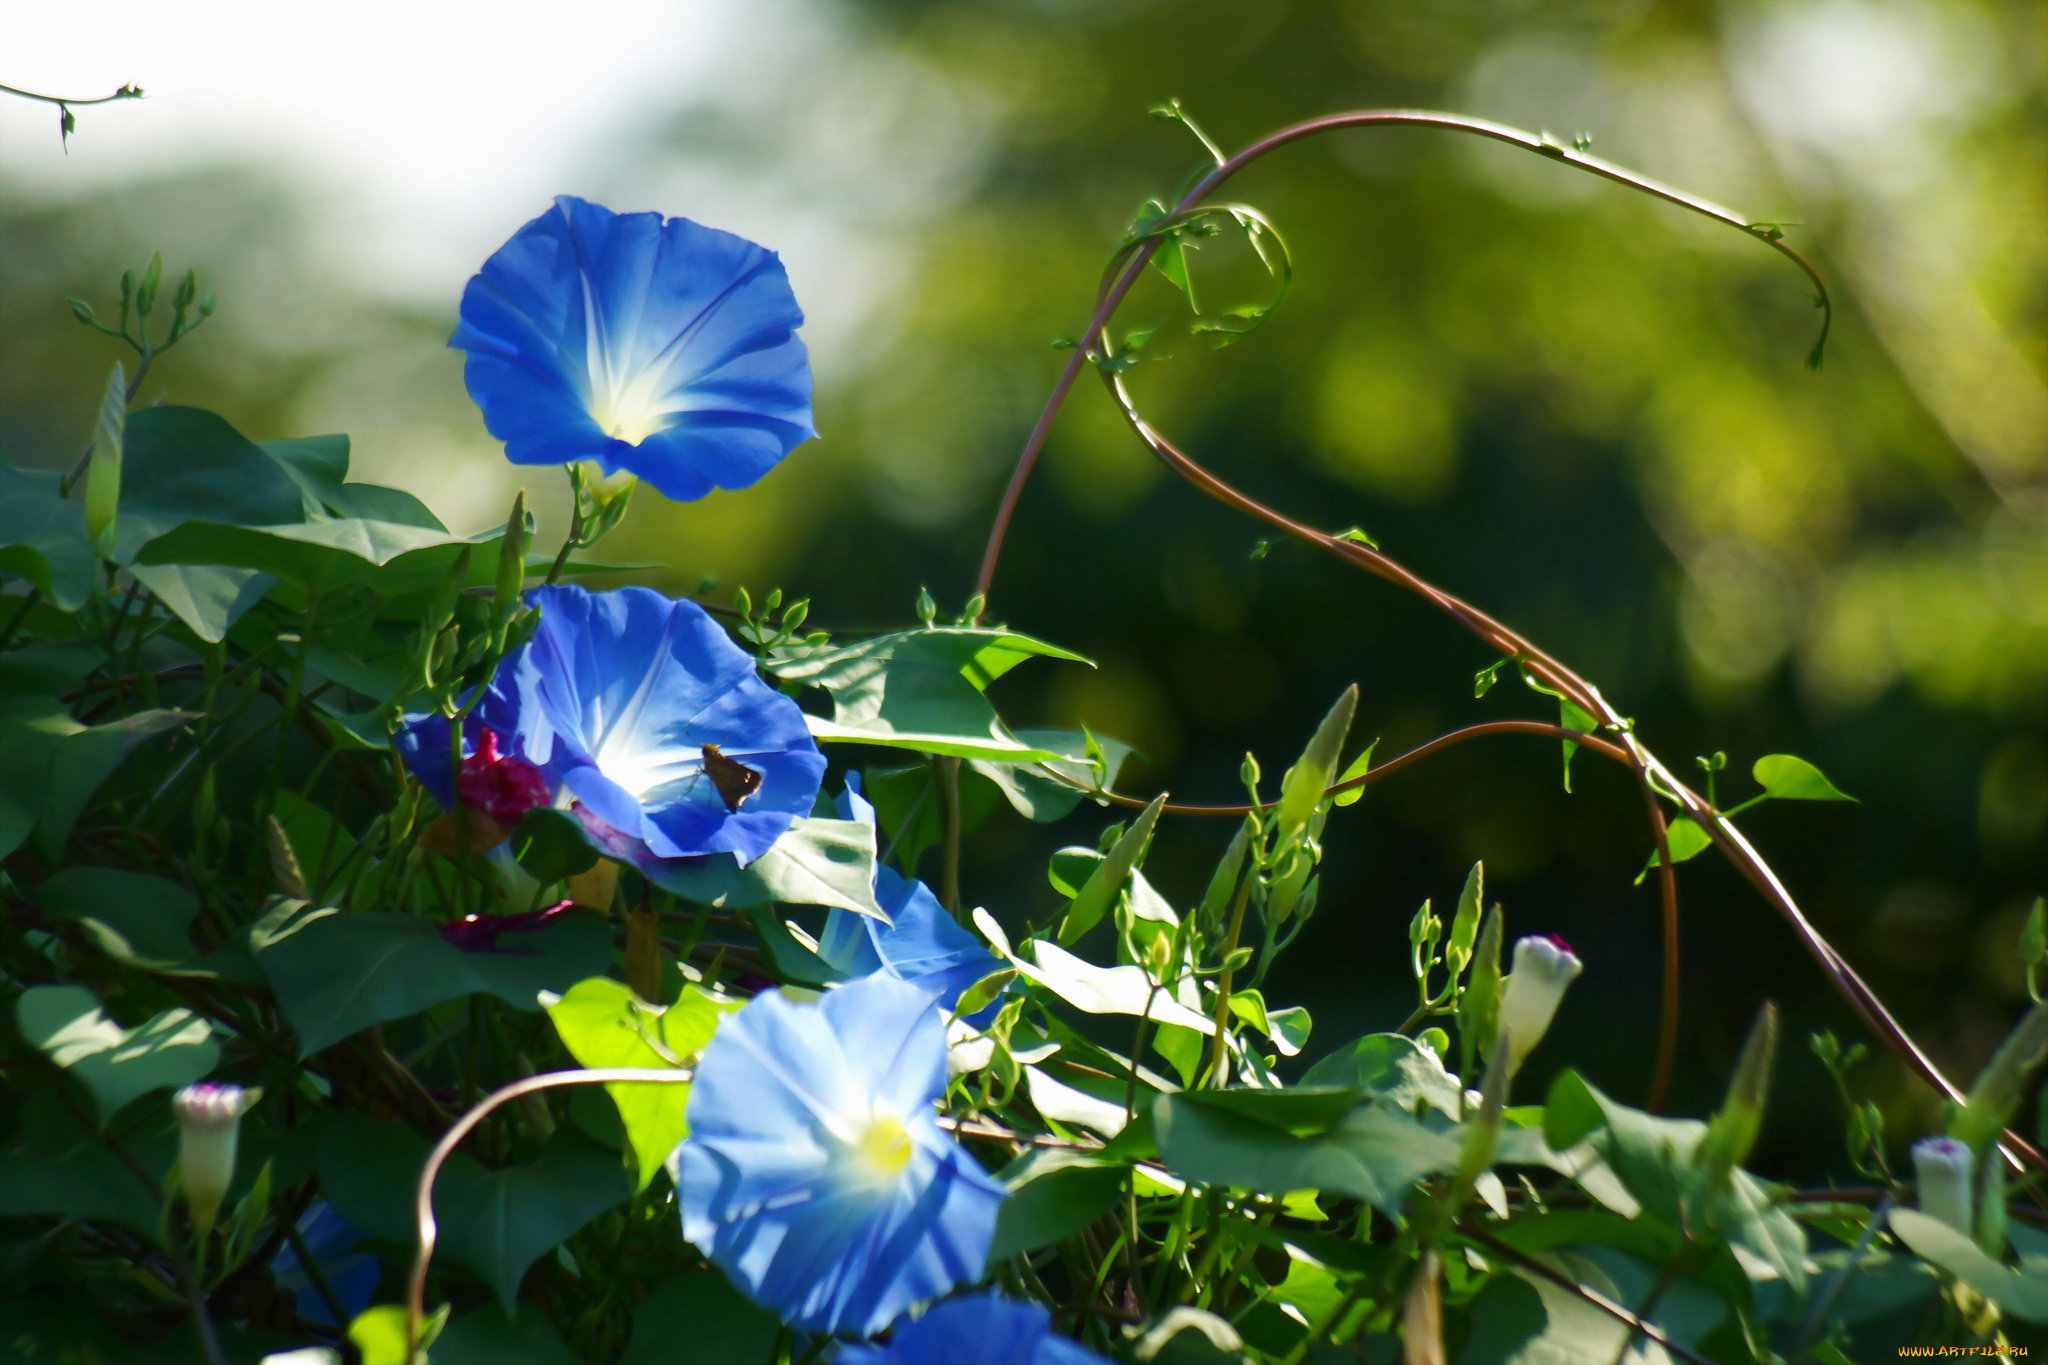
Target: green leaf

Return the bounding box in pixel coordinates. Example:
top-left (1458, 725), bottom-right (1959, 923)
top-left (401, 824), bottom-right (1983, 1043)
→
top-left (0, 695), bottom-right (189, 860)
top-left (16, 984), bottom-right (218, 1125)
top-left (1298, 1033), bottom-right (1463, 1120)
top-left (1059, 794), bottom-right (1164, 944)
top-left (1635, 816), bottom-right (1714, 883)
top-left (431, 1305), bottom-right (576, 1365)
top-left (1026, 1063), bottom-right (1141, 1137)
top-left (0, 640), bottom-right (105, 693)
top-left (862, 762), bottom-right (1003, 874)
top-left (767, 628), bottom-right (1088, 761)
top-left (440, 1132), bottom-right (632, 1315)
top-left (34, 865), bottom-right (199, 968)
top-left (128, 562), bottom-right (279, 644)
top-left (1174, 1086), bottom-right (1366, 1137)
top-left (349, 1303), bottom-right (447, 1365)
top-left (1559, 697), bottom-right (1598, 793)
top-left (1473, 658), bottom-right (1510, 699)
top-left (969, 728), bottom-right (1135, 821)
top-left (1541, 1070), bottom-right (1807, 1294)
top-left (987, 1148), bottom-right (1126, 1262)
top-left (0, 1089), bottom-right (174, 1240)
top-left (1152, 1093), bottom-right (1459, 1214)
top-left (618, 1272), bottom-right (780, 1365)
top-left (544, 978), bottom-right (738, 1191)
top-left (952, 968), bottom-right (1017, 1019)
top-left (320, 1115), bottom-right (629, 1315)
top-left (1047, 846), bottom-right (1105, 898)
top-left (257, 434), bottom-right (440, 531)
top-left (1752, 753), bottom-right (1856, 802)
top-left (0, 460), bottom-right (95, 609)
top-left (1446, 861), bottom-right (1483, 976)
top-left (258, 433), bottom-right (352, 519)
top-left (640, 817), bottom-right (886, 919)
top-left (136, 514), bottom-right (528, 597)
top-left (114, 406), bottom-right (306, 561)
top-left (511, 807), bottom-right (602, 884)
top-left (1227, 990), bottom-right (1311, 1056)
top-left (1275, 686), bottom-right (1356, 845)
top-left (1001, 932), bottom-right (1212, 1033)
top-left (1330, 739), bottom-right (1376, 808)
top-left (255, 907), bottom-right (613, 1056)
top-left (1885, 1209), bottom-right (2048, 1322)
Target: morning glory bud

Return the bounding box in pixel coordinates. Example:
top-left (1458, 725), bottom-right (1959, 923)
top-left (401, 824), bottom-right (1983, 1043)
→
top-left (1912, 1136), bottom-right (1974, 1237)
top-left (1497, 935), bottom-right (1582, 1075)
top-left (174, 1082), bottom-right (261, 1236)
top-left (494, 488), bottom-right (528, 621)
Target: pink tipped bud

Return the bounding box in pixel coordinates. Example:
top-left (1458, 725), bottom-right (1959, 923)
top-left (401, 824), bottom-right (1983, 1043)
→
top-left (1498, 935), bottom-right (1583, 1075)
top-left (174, 1083), bottom-right (260, 1235)
top-left (1912, 1136), bottom-right (1974, 1236)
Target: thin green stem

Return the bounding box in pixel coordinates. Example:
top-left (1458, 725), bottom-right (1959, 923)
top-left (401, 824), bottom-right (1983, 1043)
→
top-left (1204, 868), bottom-right (1256, 1088)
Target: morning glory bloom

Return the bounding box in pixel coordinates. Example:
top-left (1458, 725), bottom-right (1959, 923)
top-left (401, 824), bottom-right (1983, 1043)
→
top-left (818, 775), bottom-right (1000, 1014)
top-left (839, 1293), bottom-right (1108, 1365)
top-left (673, 972), bottom-right (1006, 1338)
top-left (398, 584), bottom-right (824, 865)
top-left (270, 1201), bottom-right (379, 1327)
top-left (452, 196), bottom-right (815, 501)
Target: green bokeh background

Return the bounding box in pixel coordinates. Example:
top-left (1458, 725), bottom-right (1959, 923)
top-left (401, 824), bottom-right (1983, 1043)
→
top-left (4, 0), bottom-right (2044, 1181)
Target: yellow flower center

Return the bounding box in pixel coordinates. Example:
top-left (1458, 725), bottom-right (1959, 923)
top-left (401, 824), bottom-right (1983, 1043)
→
top-left (854, 1115), bottom-right (913, 1177)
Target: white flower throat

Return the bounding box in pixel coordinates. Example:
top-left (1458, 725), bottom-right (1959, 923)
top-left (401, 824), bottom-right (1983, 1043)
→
top-left (581, 277), bottom-right (692, 446)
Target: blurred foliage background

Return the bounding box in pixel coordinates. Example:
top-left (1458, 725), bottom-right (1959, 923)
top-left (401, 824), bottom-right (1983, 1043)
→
top-left (4, 0), bottom-right (2044, 1180)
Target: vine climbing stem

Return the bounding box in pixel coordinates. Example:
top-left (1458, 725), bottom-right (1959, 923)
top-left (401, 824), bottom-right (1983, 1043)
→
top-left (406, 1068), bottom-right (696, 1357)
top-left (971, 108), bottom-right (2038, 1164)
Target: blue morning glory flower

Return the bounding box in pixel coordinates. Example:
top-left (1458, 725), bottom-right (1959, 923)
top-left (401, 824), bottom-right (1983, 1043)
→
top-left (673, 972), bottom-right (1007, 1338)
top-left (838, 1294), bottom-right (1109, 1365)
top-left (452, 196), bottom-right (816, 501)
top-left (818, 776), bottom-right (999, 1014)
top-left (269, 1202), bottom-right (379, 1327)
top-left (397, 584), bottom-right (825, 865)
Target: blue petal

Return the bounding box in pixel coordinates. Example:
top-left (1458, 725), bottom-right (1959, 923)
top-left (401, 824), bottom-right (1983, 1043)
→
top-left (677, 974), bottom-right (1005, 1337)
top-left (836, 1293), bottom-right (1111, 1364)
top-left (396, 585), bottom-right (825, 865)
top-left (453, 197), bottom-right (815, 501)
top-left (270, 1202), bottom-right (378, 1327)
top-left (818, 780), bottom-right (1000, 1013)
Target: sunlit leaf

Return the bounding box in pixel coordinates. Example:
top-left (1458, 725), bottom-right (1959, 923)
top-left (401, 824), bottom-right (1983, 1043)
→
top-left (545, 977), bottom-right (739, 1191)
top-left (768, 628), bottom-right (1087, 761)
top-left (1635, 817), bottom-right (1714, 883)
top-left (1752, 753), bottom-right (1856, 802)
top-left (16, 984), bottom-right (218, 1125)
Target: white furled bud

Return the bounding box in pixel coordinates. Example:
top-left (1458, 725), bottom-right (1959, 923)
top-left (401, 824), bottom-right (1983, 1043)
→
top-left (174, 1082), bottom-right (261, 1235)
top-left (1497, 936), bottom-right (1583, 1076)
top-left (1912, 1136), bottom-right (1975, 1237)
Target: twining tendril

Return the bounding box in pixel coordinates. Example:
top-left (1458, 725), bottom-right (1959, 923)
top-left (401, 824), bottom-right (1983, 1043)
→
top-left (969, 108), bottom-right (2020, 1157)
top-left (0, 81), bottom-right (145, 151)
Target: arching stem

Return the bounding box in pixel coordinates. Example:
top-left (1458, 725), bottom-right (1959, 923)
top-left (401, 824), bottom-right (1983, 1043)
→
top-left (407, 1068), bottom-right (694, 1356)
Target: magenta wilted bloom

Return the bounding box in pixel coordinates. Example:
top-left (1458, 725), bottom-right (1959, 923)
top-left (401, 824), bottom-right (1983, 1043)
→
top-left (173, 1082), bottom-right (260, 1234)
top-left (1912, 1136), bottom-right (1974, 1236)
top-left (1497, 935), bottom-right (1583, 1076)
